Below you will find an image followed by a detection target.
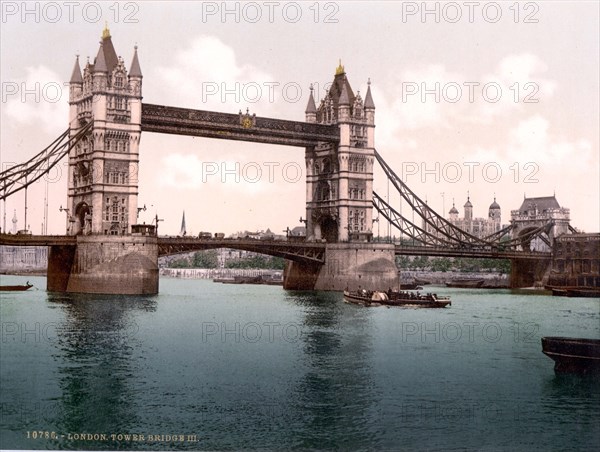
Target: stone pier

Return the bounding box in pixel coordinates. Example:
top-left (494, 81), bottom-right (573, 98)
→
top-left (510, 257), bottom-right (552, 288)
top-left (284, 243), bottom-right (398, 291)
top-left (47, 236), bottom-right (158, 294)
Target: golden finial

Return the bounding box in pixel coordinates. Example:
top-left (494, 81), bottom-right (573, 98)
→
top-left (102, 22), bottom-right (111, 39)
top-left (335, 59), bottom-right (345, 75)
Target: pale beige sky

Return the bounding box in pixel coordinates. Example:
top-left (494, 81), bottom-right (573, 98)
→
top-left (1, 1), bottom-right (598, 235)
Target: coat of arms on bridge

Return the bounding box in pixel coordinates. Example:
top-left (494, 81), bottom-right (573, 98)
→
top-left (239, 108), bottom-right (256, 129)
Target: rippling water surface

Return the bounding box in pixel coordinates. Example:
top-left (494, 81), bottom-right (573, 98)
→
top-left (1, 275), bottom-right (599, 450)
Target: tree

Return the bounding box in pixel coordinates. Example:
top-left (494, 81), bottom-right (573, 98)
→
top-left (396, 256), bottom-right (411, 269)
top-left (170, 257), bottom-right (191, 268)
top-left (192, 250), bottom-right (219, 268)
top-left (430, 257), bottom-right (452, 272)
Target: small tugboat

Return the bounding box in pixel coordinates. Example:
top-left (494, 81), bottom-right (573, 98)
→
top-left (541, 337), bottom-right (600, 374)
top-left (343, 289), bottom-right (451, 308)
top-left (0, 281), bottom-right (33, 291)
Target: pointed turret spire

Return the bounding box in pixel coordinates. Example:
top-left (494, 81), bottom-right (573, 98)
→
top-left (305, 84), bottom-right (316, 114)
top-left (70, 55), bottom-right (83, 84)
top-left (129, 45), bottom-right (143, 77)
top-left (338, 80), bottom-right (350, 106)
top-left (94, 43), bottom-right (108, 73)
top-left (364, 78), bottom-right (375, 109)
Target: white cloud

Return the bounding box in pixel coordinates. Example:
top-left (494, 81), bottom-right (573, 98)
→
top-left (158, 152), bottom-right (288, 195)
top-left (506, 115), bottom-right (592, 164)
top-left (3, 65), bottom-right (68, 133)
top-left (471, 53), bottom-right (557, 124)
top-left (155, 35), bottom-right (277, 113)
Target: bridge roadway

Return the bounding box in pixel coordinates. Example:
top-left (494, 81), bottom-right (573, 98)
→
top-left (141, 103), bottom-right (340, 147)
top-left (394, 245), bottom-right (552, 260)
top-left (157, 237), bottom-right (326, 264)
top-left (0, 234), bottom-right (551, 262)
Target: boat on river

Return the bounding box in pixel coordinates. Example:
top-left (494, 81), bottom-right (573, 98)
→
top-left (343, 289), bottom-right (451, 308)
top-left (546, 286), bottom-right (600, 298)
top-left (541, 336), bottom-right (600, 374)
top-left (0, 282), bottom-right (33, 291)
top-left (445, 278), bottom-right (485, 288)
top-left (216, 275), bottom-right (283, 286)
top-left (398, 283), bottom-right (423, 290)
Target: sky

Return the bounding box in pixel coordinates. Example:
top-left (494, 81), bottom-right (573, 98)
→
top-left (1, 1), bottom-right (598, 236)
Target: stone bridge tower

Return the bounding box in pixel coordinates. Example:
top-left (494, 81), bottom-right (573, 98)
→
top-left (304, 63), bottom-right (375, 243)
top-left (67, 25), bottom-right (142, 236)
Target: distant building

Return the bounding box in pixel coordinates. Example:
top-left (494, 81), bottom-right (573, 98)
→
top-left (510, 195), bottom-right (571, 252)
top-left (446, 196), bottom-right (504, 238)
top-left (422, 195), bottom-right (505, 240)
top-left (548, 233), bottom-right (599, 288)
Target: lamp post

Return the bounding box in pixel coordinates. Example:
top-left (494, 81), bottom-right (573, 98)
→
top-left (137, 204), bottom-right (147, 218)
top-left (59, 205), bottom-right (70, 234)
top-left (441, 192), bottom-right (445, 217)
top-left (153, 213), bottom-right (163, 236)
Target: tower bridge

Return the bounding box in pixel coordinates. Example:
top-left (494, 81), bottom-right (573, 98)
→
top-left (1, 27), bottom-right (570, 294)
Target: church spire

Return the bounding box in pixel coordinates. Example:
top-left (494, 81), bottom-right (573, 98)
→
top-left (179, 211), bottom-right (187, 236)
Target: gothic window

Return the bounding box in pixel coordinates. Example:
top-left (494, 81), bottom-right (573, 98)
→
top-left (115, 75), bottom-right (124, 88)
top-left (112, 201), bottom-right (119, 222)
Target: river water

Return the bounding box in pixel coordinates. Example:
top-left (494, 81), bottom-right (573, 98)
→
top-left (1, 275), bottom-right (599, 451)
